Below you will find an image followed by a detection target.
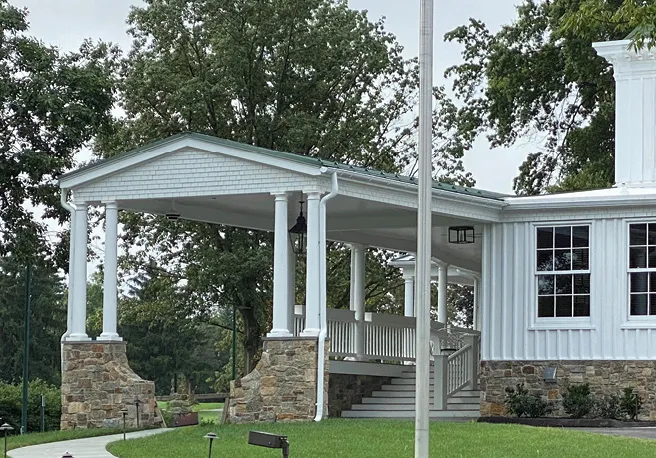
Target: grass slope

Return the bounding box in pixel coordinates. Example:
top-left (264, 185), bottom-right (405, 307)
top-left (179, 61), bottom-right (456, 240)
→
top-left (107, 420), bottom-right (656, 458)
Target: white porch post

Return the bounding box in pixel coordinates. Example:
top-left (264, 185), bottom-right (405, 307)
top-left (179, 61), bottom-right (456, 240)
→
top-left (69, 203), bottom-right (90, 341)
top-left (287, 236), bottom-right (296, 335)
top-left (268, 192), bottom-right (292, 337)
top-left (63, 209), bottom-right (76, 341)
top-left (437, 262), bottom-right (449, 324)
top-left (352, 244), bottom-right (366, 359)
top-left (473, 276), bottom-right (480, 331)
top-left (100, 202), bottom-right (121, 341)
top-left (301, 191), bottom-right (321, 336)
top-left (403, 274), bottom-right (415, 317)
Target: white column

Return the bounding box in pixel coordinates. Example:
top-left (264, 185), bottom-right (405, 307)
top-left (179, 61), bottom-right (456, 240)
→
top-left (352, 244), bottom-right (366, 359)
top-left (287, 236), bottom-right (296, 335)
top-left (473, 276), bottom-right (480, 331)
top-left (349, 248), bottom-right (356, 311)
top-left (437, 262), bottom-right (449, 324)
top-left (403, 274), bottom-right (415, 317)
top-left (301, 191), bottom-right (321, 336)
top-left (69, 204), bottom-right (90, 341)
top-left (62, 209), bottom-right (76, 341)
top-left (268, 193), bottom-right (291, 337)
top-left (100, 202), bottom-right (122, 341)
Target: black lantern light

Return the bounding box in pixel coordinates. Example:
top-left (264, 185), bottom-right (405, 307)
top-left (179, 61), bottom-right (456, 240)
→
top-left (288, 201), bottom-right (307, 255)
top-left (120, 408), bottom-right (128, 440)
top-left (1, 423), bottom-right (13, 458)
top-left (204, 432), bottom-right (218, 458)
top-left (448, 226), bottom-right (475, 244)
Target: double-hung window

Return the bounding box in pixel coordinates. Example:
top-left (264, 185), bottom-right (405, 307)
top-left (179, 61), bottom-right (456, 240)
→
top-left (536, 225), bottom-right (590, 318)
top-left (628, 223), bottom-right (656, 316)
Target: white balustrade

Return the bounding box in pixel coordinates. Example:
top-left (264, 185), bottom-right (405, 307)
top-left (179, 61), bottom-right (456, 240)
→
top-left (291, 305), bottom-right (481, 409)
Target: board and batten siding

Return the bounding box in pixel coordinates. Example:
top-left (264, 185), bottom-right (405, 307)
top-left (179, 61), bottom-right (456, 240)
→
top-left (481, 215), bottom-right (656, 361)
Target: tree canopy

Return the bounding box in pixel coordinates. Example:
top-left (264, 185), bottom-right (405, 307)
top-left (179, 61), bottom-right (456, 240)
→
top-left (445, 0), bottom-right (634, 195)
top-left (0, 0), bottom-right (116, 264)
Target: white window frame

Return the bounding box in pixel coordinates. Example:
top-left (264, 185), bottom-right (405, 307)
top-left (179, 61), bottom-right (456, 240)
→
top-left (626, 221), bottom-right (656, 322)
top-left (533, 222), bottom-right (592, 328)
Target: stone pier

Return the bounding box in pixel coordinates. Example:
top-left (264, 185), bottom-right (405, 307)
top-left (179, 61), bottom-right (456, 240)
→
top-left (227, 337), bottom-right (329, 423)
top-left (61, 341), bottom-right (162, 429)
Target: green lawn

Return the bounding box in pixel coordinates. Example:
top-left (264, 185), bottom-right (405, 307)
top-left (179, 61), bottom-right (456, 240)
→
top-left (156, 401), bottom-right (224, 424)
top-left (107, 420), bottom-right (656, 458)
top-left (6, 427), bottom-right (130, 451)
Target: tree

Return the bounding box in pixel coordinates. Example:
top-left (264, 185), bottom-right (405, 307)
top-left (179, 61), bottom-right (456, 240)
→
top-left (562, 0), bottom-right (656, 51)
top-left (96, 0), bottom-right (474, 373)
top-left (0, 255), bottom-right (66, 386)
top-left (0, 1), bottom-right (116, 265)
top-left (444, 0), bottom-right (633, 196)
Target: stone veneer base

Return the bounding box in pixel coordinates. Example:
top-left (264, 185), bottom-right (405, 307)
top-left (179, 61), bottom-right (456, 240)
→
top-left (228, 337), bottom-right (329, 423)
top-left (61, 341), bottom-right (161, 429)
top-left (328, 374), bottom-right (392, 417)
top-left (480, 360), bottom-right (656, 420)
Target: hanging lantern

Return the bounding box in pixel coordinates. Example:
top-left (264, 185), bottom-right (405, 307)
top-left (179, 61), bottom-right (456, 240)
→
top-left (288, 201), bottom-right (307, 255)
top-left (448, 226), bottom-right (475, 244)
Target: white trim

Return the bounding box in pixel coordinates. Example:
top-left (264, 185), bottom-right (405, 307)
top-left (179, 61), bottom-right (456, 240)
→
top-left (625, 218), bottom-right (656, 322)
top-left (531, 221), bottom-right (593, 328)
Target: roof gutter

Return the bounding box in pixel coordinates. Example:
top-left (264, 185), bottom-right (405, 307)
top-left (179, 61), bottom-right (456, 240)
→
top-left (314, 172), bottom-right (339, 422)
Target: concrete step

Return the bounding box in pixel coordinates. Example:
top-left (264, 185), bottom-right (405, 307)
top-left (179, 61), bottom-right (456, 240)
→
top-left (341, 409), bottom-right (480, 419)
top-left (362, 396), bottom-right (478, 407)
top-left (351, 402), bottom-right (480, 411)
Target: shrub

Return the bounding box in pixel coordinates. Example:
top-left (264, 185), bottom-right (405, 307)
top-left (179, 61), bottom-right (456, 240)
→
top-left (594, 393), bottom-right (622, 420)
top-left (0, 379), bottom-right (61, 432)
top-left (620, 387), bottom-right (642, 420)
top-left (562, 383), bottom-right (594, 418)
top-left (505, 384), bottom-right (550, 418)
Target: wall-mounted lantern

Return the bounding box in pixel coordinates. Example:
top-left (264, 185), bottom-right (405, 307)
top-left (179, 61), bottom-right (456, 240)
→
top-left (448, 226), bottom-right (475, 244)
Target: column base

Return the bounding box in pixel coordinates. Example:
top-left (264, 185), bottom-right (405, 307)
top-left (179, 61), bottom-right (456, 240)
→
top-left (300, 329), bottom-right (320, 337)
top-left (60, 341), bottom-right (163, 430)
top-left (266, 329), bottom-right (292, 338)
top-left (98, 333), bottom-right (123, 341)
top-left (65, 333), bottom-right (91, 342)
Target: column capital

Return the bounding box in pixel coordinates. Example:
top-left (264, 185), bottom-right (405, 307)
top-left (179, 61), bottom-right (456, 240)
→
top-left (304, 190), bottom-right (322, 200)
top-left (102, 201), bottom-right (118, 209)
top-left (271, 192), bottom-right (289, 200)
top-left (349, 243), bottom-right (367, 251)
top-left (434, 259), bottom-right (449, 268)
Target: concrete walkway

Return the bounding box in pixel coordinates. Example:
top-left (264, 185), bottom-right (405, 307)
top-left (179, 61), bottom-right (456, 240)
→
top-left (8, 428), bottom-right (171, 458)
top-left (571, 426), bottom-right (656, 440)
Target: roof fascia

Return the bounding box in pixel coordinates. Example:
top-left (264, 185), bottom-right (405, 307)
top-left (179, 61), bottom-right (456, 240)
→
top-left (327, 168), bottom-right (506, 215)
top-left (504, 194), bottom-right (656, 211)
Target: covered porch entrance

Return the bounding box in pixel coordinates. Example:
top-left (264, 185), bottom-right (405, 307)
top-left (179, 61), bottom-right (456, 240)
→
top-left (58, 133), bottom-right (504, 426)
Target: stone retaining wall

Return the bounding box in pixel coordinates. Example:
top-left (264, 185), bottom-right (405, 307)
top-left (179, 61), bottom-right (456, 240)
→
top-left (328, 374), bottom-right (392, 417)
top-left (61, 341), bottom-right (161, 429)
top-left (480, 360), bottom-right (656, 420)
top-left (228, 337), bottom-right (329, 423)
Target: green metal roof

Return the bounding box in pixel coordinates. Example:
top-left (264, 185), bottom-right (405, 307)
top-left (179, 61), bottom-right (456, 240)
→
top-left (61, 131), bottom-right (508, 201)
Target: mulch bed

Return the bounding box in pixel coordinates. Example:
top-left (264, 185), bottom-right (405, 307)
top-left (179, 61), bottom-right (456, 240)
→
top-left (478, 416), bottom-right (656, 428)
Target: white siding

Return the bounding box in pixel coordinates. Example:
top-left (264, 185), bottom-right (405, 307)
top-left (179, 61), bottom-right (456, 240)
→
top-left (482, 213), bottom-right (656, 361)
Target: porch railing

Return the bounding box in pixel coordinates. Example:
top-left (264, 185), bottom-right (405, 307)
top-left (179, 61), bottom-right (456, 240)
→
top-left (292, 306), bottom-right (478, 363)
top-left (292, 306), bottom-right (480, 408)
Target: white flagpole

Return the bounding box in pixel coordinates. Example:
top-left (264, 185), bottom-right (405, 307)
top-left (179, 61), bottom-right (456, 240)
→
top-left (415, 0), bottom-right (434, 456)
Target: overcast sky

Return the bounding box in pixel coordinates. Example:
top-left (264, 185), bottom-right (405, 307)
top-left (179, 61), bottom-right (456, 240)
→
top-left (15, 0), bottom-right (527, 194)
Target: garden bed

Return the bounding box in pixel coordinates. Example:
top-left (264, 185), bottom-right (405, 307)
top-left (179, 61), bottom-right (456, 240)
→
top-left (478, 416), bottom-right (656, 428)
